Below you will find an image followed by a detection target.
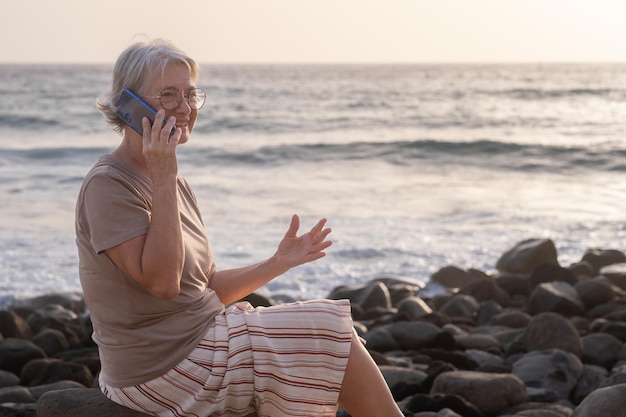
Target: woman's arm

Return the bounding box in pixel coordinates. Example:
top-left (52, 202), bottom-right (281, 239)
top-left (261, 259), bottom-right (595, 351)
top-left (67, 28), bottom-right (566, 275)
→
top-left (209, 214), bottom-right (332, 305)
top-left (106, 113), bottom-right (185, 299)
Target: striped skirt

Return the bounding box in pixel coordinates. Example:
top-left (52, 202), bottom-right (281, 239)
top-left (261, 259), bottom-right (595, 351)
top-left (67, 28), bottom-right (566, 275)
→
top-left (101, 299), bottom-right (354, 417)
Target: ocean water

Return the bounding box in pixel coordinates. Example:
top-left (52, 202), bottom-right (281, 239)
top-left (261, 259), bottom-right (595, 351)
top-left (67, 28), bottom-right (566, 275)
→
top-left (1, 63), bottom-right (626, 306)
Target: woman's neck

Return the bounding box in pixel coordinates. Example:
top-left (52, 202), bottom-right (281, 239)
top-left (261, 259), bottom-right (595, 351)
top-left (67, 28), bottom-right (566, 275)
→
top-left (112, 134), bottom-right (148, 176)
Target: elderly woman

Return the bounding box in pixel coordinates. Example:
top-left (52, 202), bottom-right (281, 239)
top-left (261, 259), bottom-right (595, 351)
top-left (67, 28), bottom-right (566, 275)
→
top-left (75, 39), bottom-right (403, 417)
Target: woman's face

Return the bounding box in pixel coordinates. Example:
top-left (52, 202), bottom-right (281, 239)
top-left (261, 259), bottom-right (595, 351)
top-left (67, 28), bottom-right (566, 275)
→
top-left (143, 63), bottom-right (198, 144)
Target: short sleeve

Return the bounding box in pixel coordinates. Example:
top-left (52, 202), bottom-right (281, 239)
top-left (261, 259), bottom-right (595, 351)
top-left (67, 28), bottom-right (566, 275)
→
top-left (80, 172), bottom-right (151, 254)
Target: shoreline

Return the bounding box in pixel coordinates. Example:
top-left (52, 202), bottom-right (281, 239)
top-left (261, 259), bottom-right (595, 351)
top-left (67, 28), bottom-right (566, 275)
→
top-left (2, 237), bottom-right (626, 416)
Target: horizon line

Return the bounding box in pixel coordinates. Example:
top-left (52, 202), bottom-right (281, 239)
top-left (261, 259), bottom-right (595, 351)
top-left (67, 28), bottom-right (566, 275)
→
top-left (2, 60), bottom-right (626, 66)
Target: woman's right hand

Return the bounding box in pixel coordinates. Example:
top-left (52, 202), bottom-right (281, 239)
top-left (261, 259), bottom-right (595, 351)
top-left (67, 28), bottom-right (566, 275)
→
top-left (141, 110), bottom-right (181, 184)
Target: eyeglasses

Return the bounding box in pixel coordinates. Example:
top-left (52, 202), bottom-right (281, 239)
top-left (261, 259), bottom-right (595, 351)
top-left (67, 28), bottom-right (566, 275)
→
top-left (143, 87), bottom-right (207, 110)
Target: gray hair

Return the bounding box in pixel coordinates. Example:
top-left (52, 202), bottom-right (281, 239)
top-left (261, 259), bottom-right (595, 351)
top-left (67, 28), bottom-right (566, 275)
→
top-left (96, 39), bottom-right (199, 133)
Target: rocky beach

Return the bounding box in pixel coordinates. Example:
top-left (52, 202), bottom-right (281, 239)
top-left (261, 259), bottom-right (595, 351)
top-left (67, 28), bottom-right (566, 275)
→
top-left (2, 237), bottom-right (626, 416)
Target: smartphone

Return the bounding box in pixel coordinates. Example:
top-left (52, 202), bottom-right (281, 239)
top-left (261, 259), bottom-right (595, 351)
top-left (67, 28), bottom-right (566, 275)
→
top-left (116, 88), bottom-right (174, 137)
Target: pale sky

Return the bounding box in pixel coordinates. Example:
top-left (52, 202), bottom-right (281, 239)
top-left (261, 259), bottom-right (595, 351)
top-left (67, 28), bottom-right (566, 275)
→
top-left (3, 0), bottom-right (626, 64)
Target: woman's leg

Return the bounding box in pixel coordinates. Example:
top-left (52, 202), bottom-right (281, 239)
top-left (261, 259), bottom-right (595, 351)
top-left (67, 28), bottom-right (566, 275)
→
top-left (337, 331), bottom-right (404, 417)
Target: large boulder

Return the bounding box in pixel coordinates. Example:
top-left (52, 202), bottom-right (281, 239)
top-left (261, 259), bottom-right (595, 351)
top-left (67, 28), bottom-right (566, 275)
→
top-left (523, 312), bottom-right (583, 357)
top-left (495, 239), bottom-right (558, 275)
top-left (571, 382), bottom-right (626, 417)
top-left (37, 387), bottom-right (260, 417)
top-left (527, 281), bottom-right (585, 317)
top-left (512, 349), bottom-right (583, 400)
top-left (581, 332), bottom-right (622, 369)
top-left (430, 370), bottom-right (527, 416)
top-left (575, 278), bottom-right (616, 309)
top-left (37, 388), bottom-right (152, 417)
top-left (0, 338), bottom-right (46, 375)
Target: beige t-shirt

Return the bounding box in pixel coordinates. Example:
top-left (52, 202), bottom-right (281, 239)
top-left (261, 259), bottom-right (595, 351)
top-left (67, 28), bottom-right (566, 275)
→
top-left (75, 154), bottom-right (224, 387)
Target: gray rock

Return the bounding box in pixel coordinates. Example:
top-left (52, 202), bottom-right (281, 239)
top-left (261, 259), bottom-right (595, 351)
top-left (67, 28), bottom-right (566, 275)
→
top-left (30, 329), bottom-right (69, 357)
top-left (29, 380), bottom-right (86, 400)
top-left (9, 293), bottom-right (85, 313)
top-left (523, 312), bottom-right (583, 357)
top-left (363, 321), bottom-right (441, 352)
top-left (0, 386), bottom-right (35, 404)
top-left (438, 294), bottom-right (479, 319)
top-left (527, 281), bottom-right (585, 316)
top-left (570, 260), bottom-right (596, 279)
top-left (523, 386), bottom-right (561, 403)
top-left (380, 321), bottom-right (440, 351)
top-left (0, 311), bottom-right (32, 339)
top-left (327, 284), bottom-right (363, 301)
top-left (362, 325), bottom-right (399, 352)
top-left (430, 370), bottom-right (527, 416)
top-left (354, 281), bottom-right (392, 311)
top-left (37, 388), bottom-right (152, 417)
top-left (571, 364), bottom-right (607, 405)
top-left (32, 304), bottom-right (78, 323)
top-left (379, 365), bottom-right (427, 388)
top-left (396, 296), bottom-right (432, 321)
top-left (595, 320), bottom-right (626, 342)
top-left (619, 345), bottom-right (626, 362)
top-left (238, 292), bottom-right (275, 307)
top-left (581, 332), bottom-right (622, 368)
top-left (458, 278), bottom-right (510, 306)
top-left (495, 274), bottom-right (531, 297)
top-left (493, 328), bottom-right (525, 352)
top-left (371, 275), bottom-right (422, 305)
top-left (475, 300), bottom-right (503, 326)
top-left (601, 263), bottom-right (626, 291)
top-left (512, 349), bottom-right (583, 399)
top-left (464, 349), bottom-right (505, 370)
top-left (601, 364), bottom-right (626, 387)
top-left (500, 402), bottom-right (573, 417)
top-left (571, 382), bottom-right (626, 417)
top-left (20, 358), bottom-right (93, 387)
top-left (438, 409), bottom-right (463, 417)
top-left (581, 249), bottom-right (626, 274)
top-left (25, 313), bottom-right (81, 348)
top-left (36, 387), bottom-right (260, 417)
top-left (575, 278), bottom-right (616, 309)
top-left (0, 338), bottom-right (46, 375)
top-left (0, 370), bottom-right (20, 389)
top-left (454, 334), bottom-right (501, 352)
top-left (529, 263), bottom-right (577, 289)
top-left (430, 265), bottom-right (482, 289)
top-left (441, 323), bottom-right (466, 337)
top-left (491, 309), bottom-right (532, 328)
top-left (0, 403), bottom-right (37, 417)
top-left (495, 238), bottom-right (558, 275)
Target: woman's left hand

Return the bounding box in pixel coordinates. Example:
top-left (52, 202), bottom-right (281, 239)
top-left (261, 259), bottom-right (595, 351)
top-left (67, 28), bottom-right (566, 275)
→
top-left (209, 214), bottom-right (332, 304)
top-left (275, 214), bottom-right (332, 270)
